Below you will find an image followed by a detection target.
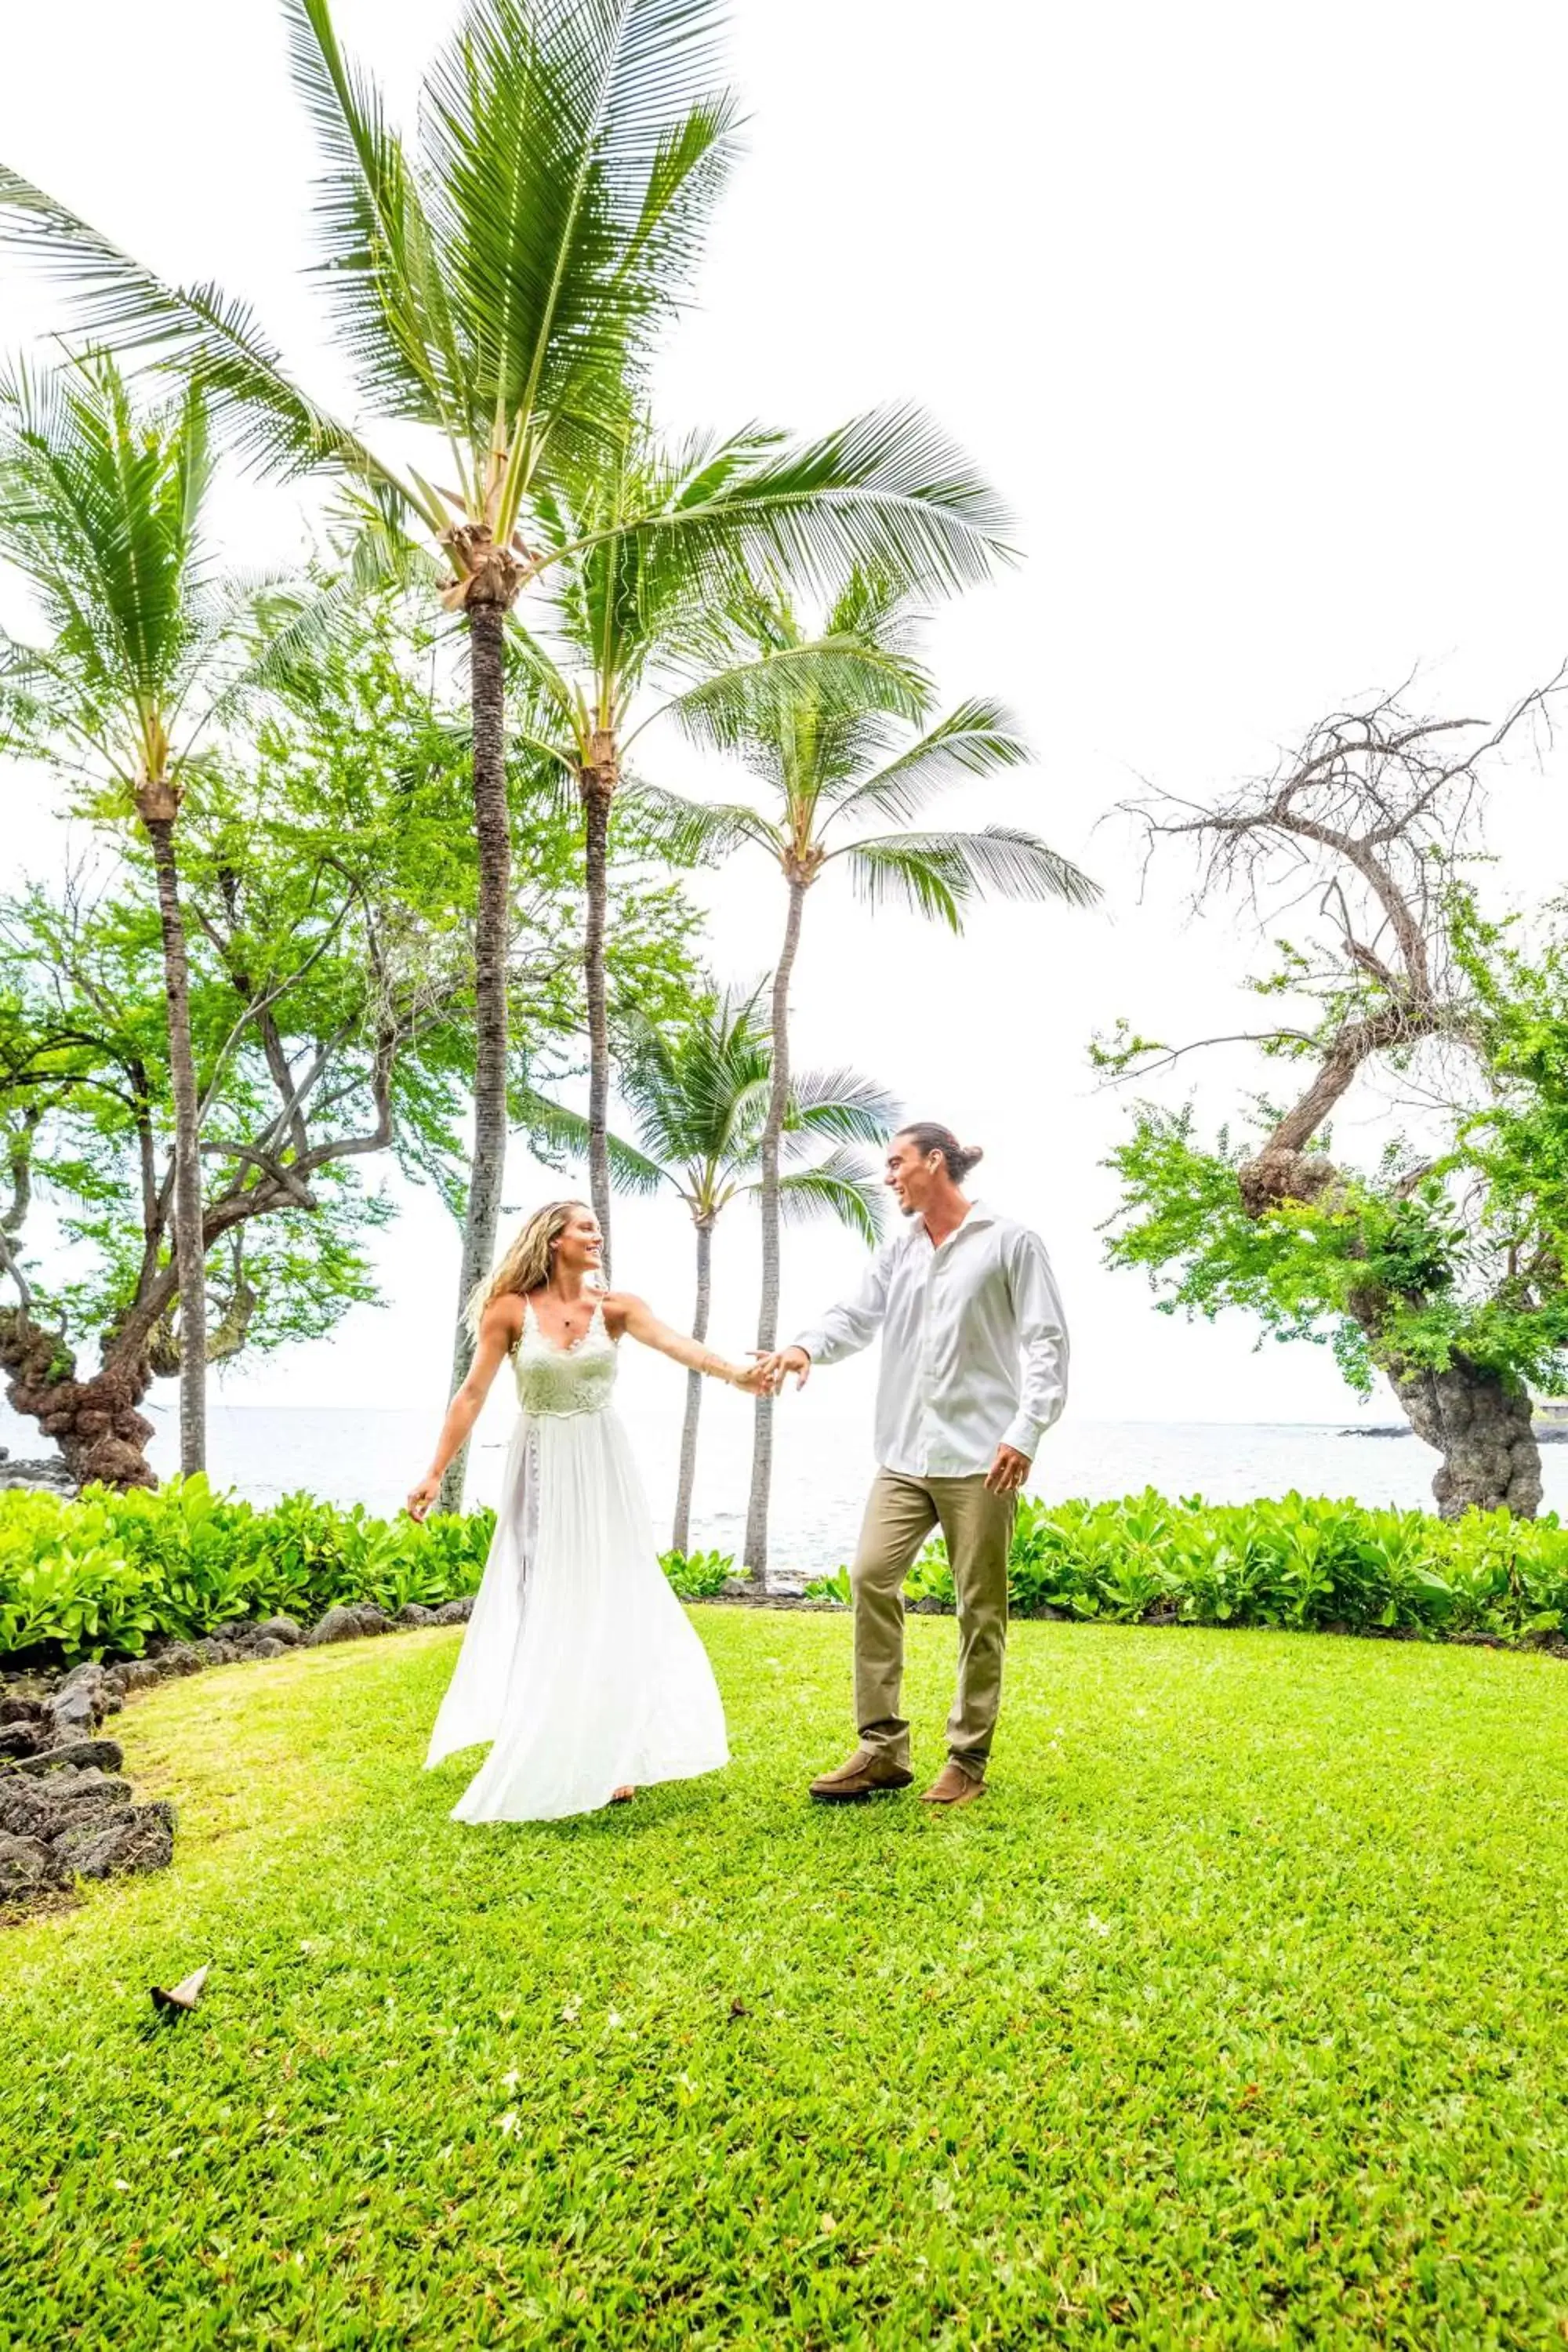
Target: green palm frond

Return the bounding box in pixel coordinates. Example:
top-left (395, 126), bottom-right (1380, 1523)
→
top-left (0, 353), bottom-right (236, 775)
top-left (617, 985), bottom-right (770, 1164)
top-left (838, 837), bottom-right (964, 928)
top-left (517, 1086), bottom-right (666, 1194)
top-left (0, 165), bottom-right (394, 493)
top-left (0, 354), bottom-right (209, 706)
top-left (660, 633), bottom-right (926, 759)
top-left (615, 782), bottom-right (782, 866)
top-left (211, 571), bottom-right (379, 715)
top-left (784, 1067), bottom-right (900, 1151)
top-left (841, 826), bottom-right (1101, 929)
top-left (421, 0), bottom-right (739, 504)
top-left (534, 428), bottom-right (770, 712)
top-left (619, 985), bottom-right (892, 1250)
top-left (819, 697), bottom-right (1031, 832)
top-left (504, 623), bottom-right (583, 746)
top-left (776, 1148), bottom-right (887, 1246)
top-left (0, 352), bottom-right (394, 795)
top-left (0, 636), bottom-right (60, 758)
top-left (284, 0), bottom-right (470, 437)
top-left (328, 477), bottom-right (443, 597)
top-left (561, 402), bottom-right (1013, 606)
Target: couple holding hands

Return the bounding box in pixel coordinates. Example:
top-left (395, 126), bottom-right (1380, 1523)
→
top-left (408, 1122), bottom-right (1068, 1823)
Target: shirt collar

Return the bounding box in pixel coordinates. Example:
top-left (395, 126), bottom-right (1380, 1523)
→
top-left (907, 1197), bottom-right (994, 1254)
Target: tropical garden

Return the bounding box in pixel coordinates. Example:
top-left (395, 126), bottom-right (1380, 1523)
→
top-left (2, 3), bottom-right (1568, 2346)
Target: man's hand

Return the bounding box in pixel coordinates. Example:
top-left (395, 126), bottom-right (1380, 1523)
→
top-left (753, 1344), bottom-right (811, 1394)
top-left (985, 1443), bottom-right (1031, 1496)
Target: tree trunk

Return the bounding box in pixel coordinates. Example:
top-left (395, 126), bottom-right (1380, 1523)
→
top-left (1385, 1353), bottom-right (1542, 1517)
top-left (142, 812), bottom-right (206, 1478)
top-left (439, 598), bottom-right (513, 1513)
top-left (0, 1310), bottom-right (155, 1489)
top-left (581, 732), bottom-right (618, 1274)
top-left (743, 877), bottom-right (808, 1583)
top-left (672, 1217), bottom-right (713, 1555)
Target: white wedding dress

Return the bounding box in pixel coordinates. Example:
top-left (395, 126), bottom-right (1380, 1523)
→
top-left (425, 1296), bottom-right (730, 1821)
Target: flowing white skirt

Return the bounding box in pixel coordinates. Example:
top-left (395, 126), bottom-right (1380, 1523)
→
top-left (424, 1405), bottom-right (729, 1821)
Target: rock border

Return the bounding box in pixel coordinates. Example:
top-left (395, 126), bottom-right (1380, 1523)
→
top-left (0, 1595), bottom-right (476, 1918)
top-left (1, 1668), bottom-right (173, 1910)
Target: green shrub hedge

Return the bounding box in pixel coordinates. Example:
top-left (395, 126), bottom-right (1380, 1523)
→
top-left (0, 1480), bottom-right (495, 1664)
top-left (0, 1483), bottom-right (741, 1667)
top-left (804, 1488), bottom-right (1568, 1643)
top-left (9, 1481), bottom-right (1566, 1670)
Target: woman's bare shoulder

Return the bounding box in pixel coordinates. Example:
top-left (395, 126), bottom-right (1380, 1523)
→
top-left (598, 1289), bottom-right (648, 1334)
top-left (481, 1290), bottom-right (528, 1343)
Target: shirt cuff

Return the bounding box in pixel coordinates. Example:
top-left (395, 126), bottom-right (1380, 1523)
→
top-left (1001, 1413), bottom-right (1044, 1461)
top-left (789, 1333), bottom-right (822, 1365)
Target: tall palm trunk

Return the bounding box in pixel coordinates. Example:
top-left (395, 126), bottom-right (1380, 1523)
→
top-left (744, 875), bottom-right (808, 1581)
top-left (672, 1214), bottom-right (713, 1555)
top-left (581, 728), bottom-right (618, 1271)
top-left (439, 597), bottom-right (513, 1513)
top-left (140, 802), bottom-right (206, 1477)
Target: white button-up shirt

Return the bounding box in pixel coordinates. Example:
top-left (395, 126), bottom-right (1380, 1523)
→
top-left (793, 1200), bottom-right (1069, 1478)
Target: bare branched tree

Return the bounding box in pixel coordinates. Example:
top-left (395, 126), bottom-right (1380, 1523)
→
top-left (1107, 673), bottom-right (1568, 1516)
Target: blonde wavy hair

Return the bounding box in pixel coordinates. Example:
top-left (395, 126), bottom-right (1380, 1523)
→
top-left (466, 1200), bottom-right (589, 1340)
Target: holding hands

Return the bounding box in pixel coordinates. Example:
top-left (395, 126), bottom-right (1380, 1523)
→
top-left (754, 1346), bottom-right (1031, 1494)
top-left (752, 1345), bottom-right (811, 1395)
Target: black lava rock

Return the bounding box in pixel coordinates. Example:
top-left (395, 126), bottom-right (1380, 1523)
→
top-left (54, 1799), bottom-right (176, 1881)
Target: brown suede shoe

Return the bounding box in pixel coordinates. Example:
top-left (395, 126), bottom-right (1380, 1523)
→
top-left (808, 1747), bottom-right (914, 1802)
top-left (920, 1762), bottom-right (987, 1807)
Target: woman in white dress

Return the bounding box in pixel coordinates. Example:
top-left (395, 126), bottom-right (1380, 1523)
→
top-left (406, 1200), bottom-right (767, 1822)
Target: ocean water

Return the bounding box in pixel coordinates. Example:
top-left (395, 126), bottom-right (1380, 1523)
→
top-left (9, 1396), bottom-right (1566, 1574)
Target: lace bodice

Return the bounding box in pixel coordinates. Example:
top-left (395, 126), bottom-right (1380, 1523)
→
top-left (513, 1295), bottom-right (619, 1419)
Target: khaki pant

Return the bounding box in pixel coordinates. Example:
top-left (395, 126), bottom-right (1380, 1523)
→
top-left (851, 1468), bottom-right (1014, 1780)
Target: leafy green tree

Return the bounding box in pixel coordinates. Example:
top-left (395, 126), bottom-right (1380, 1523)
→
top-left (643, 575), bottom-right (1100, 1574)
top-left (616, 983), bottom-right (896, 1552)
top-left (0, 597), bottom-right (697, 1489)
top-left (1099, 688), bottom-right (1568, 1517)
top-left (0, 644), bottom-right (475, 1485)
top-left (0, 353), bottom-right (324, 1473)
top-left (0, 0), bottom-right (1012, 1415)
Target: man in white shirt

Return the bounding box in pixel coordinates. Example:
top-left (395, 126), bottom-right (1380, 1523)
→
top-left (760, 1122), bottom-right (1068, 1808)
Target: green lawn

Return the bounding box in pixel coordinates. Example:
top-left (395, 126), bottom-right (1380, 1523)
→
top-left (5, 1613), bottom-right (1568, 2348)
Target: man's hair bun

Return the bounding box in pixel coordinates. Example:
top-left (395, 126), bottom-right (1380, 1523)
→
top-left (898, 1123), bottom-right (984, 1184)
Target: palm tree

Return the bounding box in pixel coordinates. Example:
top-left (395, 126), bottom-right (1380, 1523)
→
top-left (640, 574), bottom-right (1103, 1577)
top-left (0, 0), bottom-right (1013, 1461)
top-left (515, 424), bottom-right (906, 1265)
top-left (618, 985), bottom-right (897, 1555)
top-left (0, 353), bottom-right (310, 1473)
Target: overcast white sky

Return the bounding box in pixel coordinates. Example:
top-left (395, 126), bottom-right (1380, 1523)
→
top-left (5, 0), bottom-right (1568, 1457)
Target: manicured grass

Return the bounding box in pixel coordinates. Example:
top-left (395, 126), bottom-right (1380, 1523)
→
top-left (4, 1614), bottom-right (1568, 2347)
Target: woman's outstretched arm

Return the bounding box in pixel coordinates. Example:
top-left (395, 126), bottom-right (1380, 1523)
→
top-left (607, 1293), bottom-right (771, 1392)
top-left (407, 1298), bottom-right (521, 1520)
